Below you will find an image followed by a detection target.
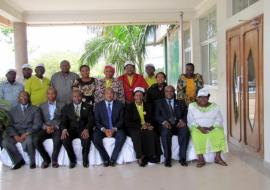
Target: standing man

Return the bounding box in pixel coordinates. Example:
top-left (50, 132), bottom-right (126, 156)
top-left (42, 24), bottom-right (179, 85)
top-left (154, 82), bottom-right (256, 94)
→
top-left (17, 64), bottom-right (33, 84)
top-left (118, 61), bottom-right (148, 103)
top-left (60, 90), bottom-right (94, 168)
top-left (93, 88), bottom-right (126, 167)
top-left (24, 64), bottom-right (50, 106)
top-left (33, 87), bottom-right (63, 168)
top-left (144, 63), bottom-right (157, 88)
top-left (0, 69), bottom-right (24, 108)
top-left (2, 91), bottom-right (42, 169)
top-left (51, 60), bottom-right (79, 105)
top-left (155, 85), bottom-right (190, 167)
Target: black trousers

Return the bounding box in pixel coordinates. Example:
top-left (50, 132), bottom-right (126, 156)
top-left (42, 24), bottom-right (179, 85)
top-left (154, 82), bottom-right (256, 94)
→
top-left (61, 129), bottom-right (91, 164)
top-left (126, 128), bottom-right (162, 160)
top-left (92, 129), bottom-right (126, 162)
top-left (33, 129), bottom-right (62, 163)
top-left (160, 126), bottom-right (190, 161)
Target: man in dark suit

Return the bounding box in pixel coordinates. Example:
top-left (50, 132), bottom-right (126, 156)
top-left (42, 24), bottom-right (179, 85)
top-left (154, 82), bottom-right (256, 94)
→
top-left (2, 91), bottom-right (42, 169)
top-left (33, 87), bottom-right (63, 168)
top-left (60, 89), bottom-right (94, 168)
top-left (93, 88), bottom-right (126, 167)
top-left (155, 85), bottom-right (190, 167)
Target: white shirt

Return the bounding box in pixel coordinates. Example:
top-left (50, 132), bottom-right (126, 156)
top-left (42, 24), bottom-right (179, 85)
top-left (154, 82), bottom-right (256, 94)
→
top-left (48, 101), bottom-right (56, 120)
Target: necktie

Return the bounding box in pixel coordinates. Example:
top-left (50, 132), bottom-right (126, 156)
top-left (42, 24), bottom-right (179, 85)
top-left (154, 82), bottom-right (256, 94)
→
top-left (22, 106), bottom-right (26, 116)
top-left (107, 103), bottom-right (113, 129)
top-left (168, 100), bottom-right (176, 125)
top-left (75, 105), bottom-right (80, 119)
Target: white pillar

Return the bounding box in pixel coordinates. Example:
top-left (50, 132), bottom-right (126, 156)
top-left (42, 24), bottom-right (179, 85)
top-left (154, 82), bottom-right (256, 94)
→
top-left (13, 22), bottom-right (28, 78)
top-left (190, 16), bottom-right (201, 73)
top-left (179, 12), bottom-right (184, 73)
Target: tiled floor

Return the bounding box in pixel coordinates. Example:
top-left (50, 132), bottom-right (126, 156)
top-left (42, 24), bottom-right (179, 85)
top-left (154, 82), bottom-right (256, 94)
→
top-left (0, 152), bottom-right (270, 190)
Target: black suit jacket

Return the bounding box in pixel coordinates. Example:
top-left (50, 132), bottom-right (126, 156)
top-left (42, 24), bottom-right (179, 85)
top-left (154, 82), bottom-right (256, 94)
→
top-left (125, 102), bottom-right (153, 130)
top-left (155, 98), bottom-right (187, 126)
top-left (60, 102), bottom-right (94, 133)
top-left (94, 100), bottom-right (124, 131)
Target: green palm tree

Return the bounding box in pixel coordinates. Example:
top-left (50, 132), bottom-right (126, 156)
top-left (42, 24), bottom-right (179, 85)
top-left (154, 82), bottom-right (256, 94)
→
top-left (80, 25), bottom-right (157, 74)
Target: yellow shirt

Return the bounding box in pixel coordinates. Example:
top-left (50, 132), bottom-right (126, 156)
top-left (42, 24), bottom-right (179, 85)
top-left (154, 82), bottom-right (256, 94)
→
top-left (127, 75), bottom-right (133, 86)
top-left (24, 76), bottom-right (50, 106)
top-left (145, 76), bottom-right (157, 88)
top-left (186, 78), bottom-right (196, 102)
top-left (135, 103), bottom-right (145, 125)
top-left (105, 79), bottom-right (113, 88)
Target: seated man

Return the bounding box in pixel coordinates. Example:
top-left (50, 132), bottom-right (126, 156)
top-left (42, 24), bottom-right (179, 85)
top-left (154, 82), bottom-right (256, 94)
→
top-left (2, 91), bottom-right (42, 170)
top-left (93, 88), bottom-right (126, 167)
top-left (60, 90), bottom-right (94, 168)
top-left (187, 87), bottom-right (228, 168)
top-left (33, 87), bottom-right (63, 169)
top-left (155, 85), bottom-right (190, 167)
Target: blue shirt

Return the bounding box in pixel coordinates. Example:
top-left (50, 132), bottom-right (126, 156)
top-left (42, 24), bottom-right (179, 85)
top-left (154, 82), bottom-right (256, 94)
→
top-left (0, 81), bottom-right (24, 107)
top-left (48, 101), bottom-right (56, 120)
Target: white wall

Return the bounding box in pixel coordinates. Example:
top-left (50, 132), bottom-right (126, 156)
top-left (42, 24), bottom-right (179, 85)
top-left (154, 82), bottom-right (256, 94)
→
top-left (263, 0), bottom-right (270, 163)
top-left (194, 0), bottom-right (269, 163)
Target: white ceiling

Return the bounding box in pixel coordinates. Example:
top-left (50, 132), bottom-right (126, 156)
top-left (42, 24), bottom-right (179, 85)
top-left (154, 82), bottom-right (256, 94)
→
top-left (0, 0), bottom-right (205, 24)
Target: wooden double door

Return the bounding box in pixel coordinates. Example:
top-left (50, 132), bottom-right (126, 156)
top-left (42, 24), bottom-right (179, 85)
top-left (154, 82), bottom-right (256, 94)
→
top-left (226, 15), bottom-right (264, 156)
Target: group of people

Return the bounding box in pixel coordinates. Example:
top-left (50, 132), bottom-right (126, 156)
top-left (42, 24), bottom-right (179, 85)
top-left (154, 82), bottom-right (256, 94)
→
top-left (0, 60), bottom-right (228, 170)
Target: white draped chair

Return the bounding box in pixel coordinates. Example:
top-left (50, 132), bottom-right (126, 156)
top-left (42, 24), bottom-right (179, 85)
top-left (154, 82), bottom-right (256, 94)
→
top-left (0, 136), bottom-right (220, 167)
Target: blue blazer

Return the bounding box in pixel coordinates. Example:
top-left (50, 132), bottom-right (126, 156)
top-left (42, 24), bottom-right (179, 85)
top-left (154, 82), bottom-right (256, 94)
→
top-left (94, 100), bottom-right (124, 131)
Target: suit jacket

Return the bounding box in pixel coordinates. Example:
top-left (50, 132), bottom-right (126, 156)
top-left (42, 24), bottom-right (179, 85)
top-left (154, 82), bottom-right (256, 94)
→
top-left (155, 98), bottom-right (187, 126)
top-left (60, 102), bottom-right (94, 132)
top-left (125, 102), bottom-right (153, 130)
top-left (6, 104), bottom-right (42, 136)
top-left (39, 101), bottom-right (64, 128)
top-left (94, 100), bottom-right (124, 131)
top-left (118, 73), bottom-right (148, 103)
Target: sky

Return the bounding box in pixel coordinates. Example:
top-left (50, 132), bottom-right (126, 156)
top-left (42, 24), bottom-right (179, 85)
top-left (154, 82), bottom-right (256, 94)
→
top-left (0, 25), bottom-right (165, 78)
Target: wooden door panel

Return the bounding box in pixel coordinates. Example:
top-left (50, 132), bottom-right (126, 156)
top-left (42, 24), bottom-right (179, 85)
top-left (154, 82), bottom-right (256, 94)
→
top-left (227, 34), bottom-right (242, 143)
top-left (243, 28), bottom-right (260, 151)
top-left (226, 15), bottom-right (264, 156)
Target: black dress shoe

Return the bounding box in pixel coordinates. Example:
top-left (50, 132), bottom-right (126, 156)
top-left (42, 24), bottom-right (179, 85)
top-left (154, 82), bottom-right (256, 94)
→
top-left (83, 162), bottom-right (89, 168)
top-left (41, 161), bottom-right (50, 169)
top-left (69, 163), bottom-right (76, 169)
top-left (103, 161), bottom-right (110, 167)
top-left (11, 160), bottom-right (25, 170)
top-left (110, 160), bottom-right (116, 167)
top-left (164, 160), bottom-right (172, 167)
top-left (30, 163), bottom-right (36, 169)
top-left (179, 160), bottom-right (188, 167)
top-left (52, 162), bottom-right (59, 168)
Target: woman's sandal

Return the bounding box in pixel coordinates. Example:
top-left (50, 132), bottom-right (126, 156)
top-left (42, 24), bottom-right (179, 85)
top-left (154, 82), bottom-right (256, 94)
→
top-left (214, 159), bottom-right (228, 166)
top-left (196, 161), bottom-right (206, 168)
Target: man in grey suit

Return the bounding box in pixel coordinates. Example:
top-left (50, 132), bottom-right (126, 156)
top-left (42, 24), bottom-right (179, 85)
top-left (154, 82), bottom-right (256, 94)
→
top-left (2, 91), bottom-right (42, 169)
top-left (33, 87), bottom-right (63, 169)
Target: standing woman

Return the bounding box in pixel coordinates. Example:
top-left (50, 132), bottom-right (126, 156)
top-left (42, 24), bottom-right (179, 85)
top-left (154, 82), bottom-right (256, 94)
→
top-left (95, 65), bottom-right (125, 104)
top-left (72, 65), bottom-right (97, 105)
top-left (177, 63), bottom-right (203, 105)
top-left (125, 87), bottom-right (161, 167)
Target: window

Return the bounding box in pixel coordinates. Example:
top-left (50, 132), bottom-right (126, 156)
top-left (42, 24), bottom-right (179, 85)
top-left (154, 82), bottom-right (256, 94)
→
top-left (232, 0), bottom-right (259, 15)
top-left (183, 29), bottom-right (191, 64)
top-left (199, 8), bottom-right (218, 85)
